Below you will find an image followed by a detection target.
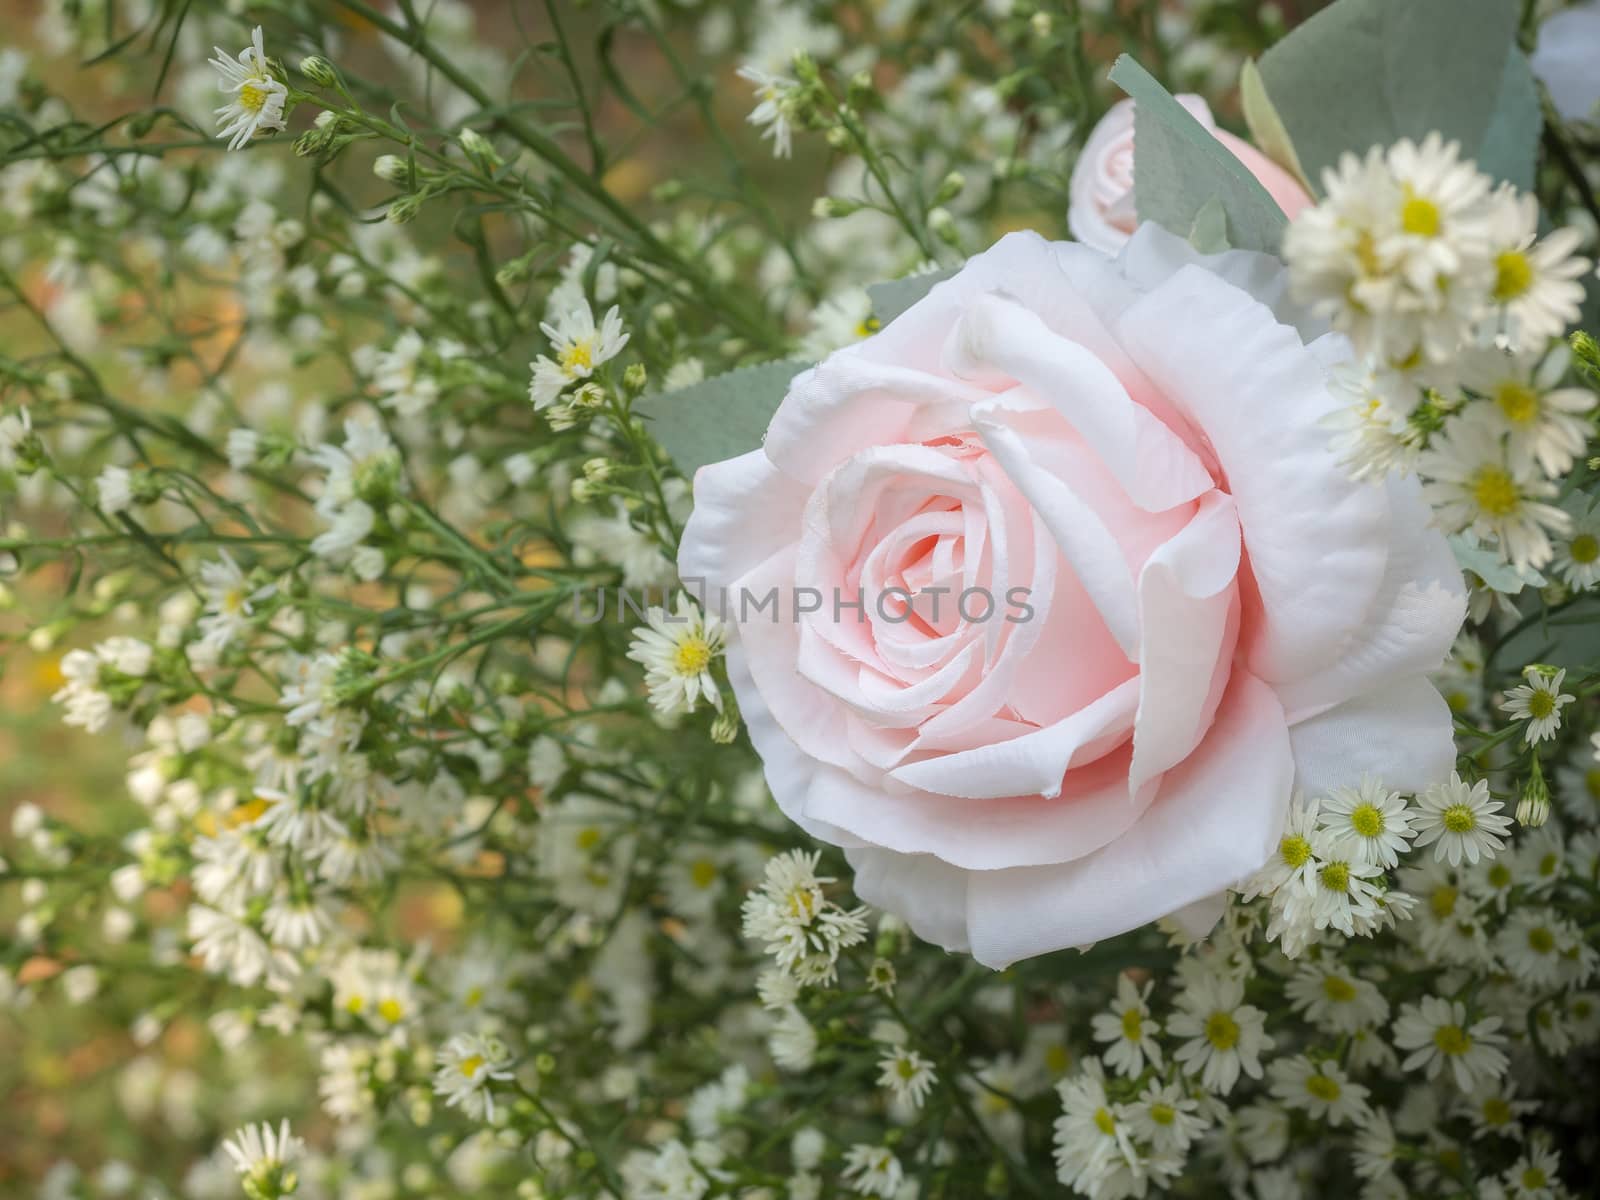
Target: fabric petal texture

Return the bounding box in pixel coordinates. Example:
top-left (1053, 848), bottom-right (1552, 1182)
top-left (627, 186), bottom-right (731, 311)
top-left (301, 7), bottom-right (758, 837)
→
top-left (678, 222), bottom-right (1465, 967)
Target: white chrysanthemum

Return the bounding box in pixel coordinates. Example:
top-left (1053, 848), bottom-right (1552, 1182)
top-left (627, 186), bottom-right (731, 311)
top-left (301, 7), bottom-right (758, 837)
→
top-left (1284, 960), bottom-right (1389, 1034)
top-left (1483, 188), bottom-right (1591, 351)
top-left (1396, 996), bottom-right (1509, 1095)
top-left (432, 1032), bottom-right (514, 1120)
top-left (1285, 139), bottom-right (1489, 363)
top-left (1091, 973), bottom-right (1163, 1078)
top-left (527, 297), bottom-right (628, 409)
top-left (1127, 1080), bottom-right (1207, 1157)
top-left (1500, 667), bottom-right (1575, 745)
top-left (221, 1119), bottom-right (303, 1197)
top-left (1168, 971), bottom-right (1273, 1095)
top-left (1053, 1061), bottom-right (1140, 1195)
top-left (1268, 1054), bottom-right (1370, 1126)
top-left (1318, 778), bottom-right (1415, 868)
top-left (1552, 500), bottom-right (1600, 591)
top-left (1238, 793), bottom-right (1319, 900)
top-left (209, 27), bottom-right (289, 152)
top-left (740, 850), bottom-right (869, 980)
top-left (841, 1144), bottom-right (904, 1198)
top-left (737, 65), bottom-right (799, 158)
top-left (876, 1046), bottom-right (936, 1109)
top-left (1463, 345), bottom-right (1596, 479)
top-left (626, 595), bottom-right (726, 716)
top-left (1419, 409), bottom-right (1570, 572)
top-left (1412, 772), bottom-right (1513, 865)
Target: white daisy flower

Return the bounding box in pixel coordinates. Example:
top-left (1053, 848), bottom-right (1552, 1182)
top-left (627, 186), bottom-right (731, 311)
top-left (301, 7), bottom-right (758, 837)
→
top-left (1317, 778), bottom-right (1415, 868)
top-left (1498, 1142), bottom-right (1563, 1200)
top-left (737, 65), bottom-right (799, 158)
top-left (1168, 971), bottom-right (1273, 1095)
top-left (527, 297), bottom-right (628, 409)
top-left (1412, 773), bottom-right (1513, 865)
top-left (1268, 1054), bottom-right (1371, 1126)
top-left (1464, 344), bottom-right (1596, 479)
top-left (841, 1143), bottom-right (903, 1198)
top-left (1483, 188), bottom-right (1591, 351)
top-left (1463, 1079), bottom-right (1538, 1140)
top-left (1284, 961), bottom-right (1389, 1034)
top-left (221, 1119), bottom-right (304, 1197)
top-left (626, 595), bottom-right (726, 716)
top-left (1127, 1080), bottom-right (1207, 1157)
top-left (1090, 973), bottom-right (1163, 1078)
top-left (1495, 908), bottom-right (1576, 989)
top-left (1392, 995), bottom-right (1508, 1091)
top-left (1552, 500), bottom-right (1600, 591)
top-left (209, 27), bottom-right (289, 152)
top-left (876, 1046), bottom-right (937, 1109)
top-left (1381, 133), bottom-right (1493, 295)
top-left (1306, 832), bottom-right (1385, 935)
top-left (1419, 409), bottom-right (1570, 572)
top-left (1238, 793), bottom-right (1320, 900)
top-left (1500, 667), bottom-right (1575, 744)
top-left (1351, 1107), bottom-right (1400, 1182)
top-left (432, 1032), bottom-right (515, 1120)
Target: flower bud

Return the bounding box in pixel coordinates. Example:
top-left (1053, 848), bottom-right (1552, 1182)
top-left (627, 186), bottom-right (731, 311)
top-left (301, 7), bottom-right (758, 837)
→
top-left (1517, 763), bottom-right (1551, 828)
top-left (458, 127), bottom-right (502, 168)
top-left (374, 155), bottom-right (409, 184)
top-left (298, 55), bottom-right (337, 87)
top-left (386, 194), bottom-right (422, 225)
top-left (933, 171), bottom-right (966, 204)
top-left (622, 363), bottom-right (648, 395)
top-left (811, 196), bottom-right (860, 219)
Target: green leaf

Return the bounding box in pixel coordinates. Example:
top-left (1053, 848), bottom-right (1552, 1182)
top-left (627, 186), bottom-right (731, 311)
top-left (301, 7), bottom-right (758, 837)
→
top-left (1254, 0), bottom-right (1526, 189)
top-left (1187, 197), bottom-right (1229, 254)
top-left (1476, 50), bottom-right (1541, 192)
top-left (1239, 58), bottom-right (1312, 194)
top-left (634, 360), bottom-right (810, 476)
top-left (867, 268), bottom-right (957, 324)
top-left (1106, 55), bottom-right (1289, 254)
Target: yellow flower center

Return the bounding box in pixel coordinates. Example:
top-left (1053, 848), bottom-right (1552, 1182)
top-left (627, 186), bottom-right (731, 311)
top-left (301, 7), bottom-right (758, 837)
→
top-left (1121, 1008), bottom-right (1143, 1041)
top-left (576, 827), bottom-right (603, 852)
top-left (1430, 885), bottom-right (1458, 919)
top-left (1493, 251), bottom-right (1533, 302)
top-left (1350, 804), bottom-right (1384, 838)
top-left (1527, 690), bottom-right (1556, 719)
top-left (222, 586), bottom-right (250, 615)
top-left (1319, 861), bottom-right (1350, 894)
top-left (377, 997), bottom-right (403, 1024)
top-left (1488, 863), bottom-right (1511, 889)
top-left (1522, 1168), bottom-right (1548, 1190)
top-left (1322, 975), bottom-right (1357, 1003)
top-left (239, 83), bottom-right (269, 114)
top-left (1400, 189), bottom-right (1441, 237)
top-left (1572, 534), bottom-right (1600, 565)
top-left (1354, 230), bottom-right (1382, 276)
top-left (1205, 1011), bottom-right (1239, 1051)
top-left (1149, 1102), bottom-right (1175, 1125)
top-left (1528, 926), bottom-right (1555, 954)
top-left (1093, 1107), bottom-right (1116, 1135)
top-left (1471, 466), bottom-right (1519, 517)
top-left (1433, 1024), bottom-right (1471, 1056)
top-left (1494, 382), bottom-right (1540, 425)
top-left (672, 635), bottom-right (714, 676)
top-left (559, 340), bottom-right (595, 375)
top-left (854, 317), bottom-right (882, 339)
top-left (1442, 804), bottom-right (1477, 834)
top-left (464, 986), bottom-right (485, 1008)
top-left (690, 858), bottom-right (718, 889)
top-left (459, 1053), bottom-right (485, 1079)
top-left (1280, 833), bottom-right (1312, 869)
top-left (786, 887), bottom-right (818, 922)
top-left (1305, 1073), bottom-right (1342, 1103)
top-left (1482, 1097), bottom-right (1511, 1126)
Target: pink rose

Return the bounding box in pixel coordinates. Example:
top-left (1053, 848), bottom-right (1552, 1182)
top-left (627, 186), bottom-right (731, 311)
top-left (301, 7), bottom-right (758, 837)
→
top-left (1068, 95), bottom-right (1313, 255)
top-left (678, 226), bottom-right (1465, 968)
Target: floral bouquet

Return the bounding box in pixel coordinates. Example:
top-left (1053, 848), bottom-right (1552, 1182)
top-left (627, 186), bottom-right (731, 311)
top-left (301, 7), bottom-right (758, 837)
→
top-left (3, 0), bottom-right (1600, 1197)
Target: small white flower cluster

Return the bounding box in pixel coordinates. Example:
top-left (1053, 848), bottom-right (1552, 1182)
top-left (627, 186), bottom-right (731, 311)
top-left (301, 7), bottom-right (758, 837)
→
top-left (1240, 774), bottom-right (1513, 956)
top-left (1285, 135), bottom-right (1597, 575)
top-left (626, 594), bottom-right (727, 717)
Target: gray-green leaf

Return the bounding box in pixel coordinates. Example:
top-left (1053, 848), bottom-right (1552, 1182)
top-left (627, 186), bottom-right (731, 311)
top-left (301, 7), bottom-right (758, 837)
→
top-left (1107, 55), bottom-right (1289, 254)
top-left (634, 360), bottom-right (809, 476)
top-left (1254, 0), bottom-right (1529, 190)
top-left (867, 268), bottom-right (957, 324)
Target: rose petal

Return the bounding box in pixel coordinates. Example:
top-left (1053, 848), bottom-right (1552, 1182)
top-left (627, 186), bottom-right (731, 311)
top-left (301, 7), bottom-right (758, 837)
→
top-left (1286, 674), bottom-right (1457, 796)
